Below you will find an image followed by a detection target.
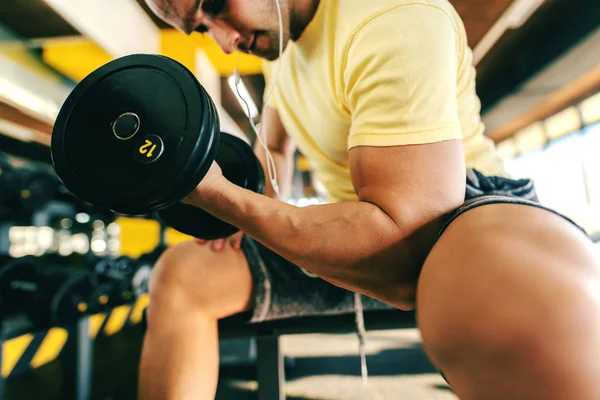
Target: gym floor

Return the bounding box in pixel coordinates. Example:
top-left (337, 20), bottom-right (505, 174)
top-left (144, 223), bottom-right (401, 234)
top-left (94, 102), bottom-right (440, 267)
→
top-left (218, 329), bottom-right (455, 400)
top-left (5, 327), bottom-right (454, 400)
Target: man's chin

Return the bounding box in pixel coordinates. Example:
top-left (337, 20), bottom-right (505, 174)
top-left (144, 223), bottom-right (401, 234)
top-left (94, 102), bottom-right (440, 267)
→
top-left (249, 49), bottom-right (279, 61)
top-left (254, 41), bottom-right (288, 61)
top-left (261, 51), bottom-right (282, 61)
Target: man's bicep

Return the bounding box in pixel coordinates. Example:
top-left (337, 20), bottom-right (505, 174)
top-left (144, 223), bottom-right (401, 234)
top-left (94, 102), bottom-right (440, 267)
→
top-left (345, 6), bottom-right (467, 227)
top-left (349, 141), bottom-right (466, 230)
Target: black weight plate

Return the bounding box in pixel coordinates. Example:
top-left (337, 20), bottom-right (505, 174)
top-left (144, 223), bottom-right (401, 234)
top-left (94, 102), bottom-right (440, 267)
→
top-left (140, 55), bottom-right (221, 209)
top-left (162, 84), bottom-right (221, 210)
top-left (0, 257), bottom-right (41, 312)
top-left (50, 271), bottom-right (94, 326)
top-left (158, 203), bottom-right (239, 240)
top-left (17, 167), bottom-right (60, 211)
top-left (158, 133), bottom-right (265, 240)
top-left (218, 133), bottom-right (265, 196)
top-left (89, 282), bottom-right (115, 313)
top-left (51, 54), bottom-right (219, 215)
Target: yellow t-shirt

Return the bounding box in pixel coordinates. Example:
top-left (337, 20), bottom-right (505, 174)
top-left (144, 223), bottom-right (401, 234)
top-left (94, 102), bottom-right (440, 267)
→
top-left (263, 0), bottom-right (507, 203)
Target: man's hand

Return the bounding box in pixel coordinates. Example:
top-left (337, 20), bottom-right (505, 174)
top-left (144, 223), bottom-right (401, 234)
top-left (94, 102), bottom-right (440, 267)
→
top-left (195, 230), bottom-right (244, 252)
top-left (182, 161), bottom-right (225, 207)
top-left (183, 162), bottom-right (245, 252)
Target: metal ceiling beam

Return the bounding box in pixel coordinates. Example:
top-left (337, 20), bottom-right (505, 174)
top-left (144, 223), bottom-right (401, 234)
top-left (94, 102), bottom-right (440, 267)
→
top-left (0, 102), bottom-right (53, 136)
top-left (0, 118), bottom-right (51, 147)
top-left (0, 0), bottom-right (78, 38)
top-left (0, 24), bottom-right (72, 126)
top-left (483, 23), bottom-right (600, 140)
top-left (478, 0), bottom-right (600, 114)
top-left (43, 0), bottom-right (160, 57)
top-left (487, 64), bottom-right (600, 142)
top-left (472, 0), bottom-right (547, 66)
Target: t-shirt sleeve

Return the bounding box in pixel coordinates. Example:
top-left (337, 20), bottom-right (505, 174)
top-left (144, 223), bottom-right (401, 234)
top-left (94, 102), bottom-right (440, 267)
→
top-left (343, 5), bottom-right (463, 150)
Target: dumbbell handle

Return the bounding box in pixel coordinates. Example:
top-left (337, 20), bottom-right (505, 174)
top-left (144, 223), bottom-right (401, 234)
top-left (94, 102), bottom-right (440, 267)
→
top-left (157, 133), bottom-right (266, 239)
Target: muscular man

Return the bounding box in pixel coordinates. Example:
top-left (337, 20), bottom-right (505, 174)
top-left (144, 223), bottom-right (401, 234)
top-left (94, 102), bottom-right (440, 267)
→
top-left (140, 0), bottom-right (600, 399)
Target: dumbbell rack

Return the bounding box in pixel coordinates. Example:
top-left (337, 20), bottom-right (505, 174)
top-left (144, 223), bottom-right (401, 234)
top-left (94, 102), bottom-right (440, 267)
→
top-left (0, 145), bottom-right (169, 398)
top-left (0, 294), bottom-right (149, 400)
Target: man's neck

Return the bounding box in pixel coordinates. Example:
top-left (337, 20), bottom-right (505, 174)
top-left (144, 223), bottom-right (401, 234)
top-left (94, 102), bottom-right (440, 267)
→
top-left (290, 0), bottom-right (320, 41)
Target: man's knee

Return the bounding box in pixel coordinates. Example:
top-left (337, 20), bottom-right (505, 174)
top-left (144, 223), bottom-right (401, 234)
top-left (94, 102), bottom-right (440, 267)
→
top-left (148, 240), bottom-right (254, 321)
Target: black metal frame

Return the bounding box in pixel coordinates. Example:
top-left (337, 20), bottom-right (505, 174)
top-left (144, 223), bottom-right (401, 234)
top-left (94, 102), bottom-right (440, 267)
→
top-left (219, 309), bottom-right (416, 399)
top-left (256, 332), bottom-right (285, 400)
top-left (61, 318), bottom-right (93, 400)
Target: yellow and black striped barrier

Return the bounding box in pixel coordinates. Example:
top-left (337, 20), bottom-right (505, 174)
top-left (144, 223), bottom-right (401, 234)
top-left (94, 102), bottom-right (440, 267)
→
top-left (1, 294), bottom-right (149, 379)
top-left (1, 216), bottom-right (193, 380)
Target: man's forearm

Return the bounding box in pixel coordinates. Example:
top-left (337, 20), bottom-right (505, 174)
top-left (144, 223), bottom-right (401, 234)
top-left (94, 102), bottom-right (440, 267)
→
top-left (190, 179), bottom-right (442, 304)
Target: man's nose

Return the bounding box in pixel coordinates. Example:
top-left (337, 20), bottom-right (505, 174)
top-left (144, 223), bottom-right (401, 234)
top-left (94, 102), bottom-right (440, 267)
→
top-left (209, 21), bottom-right (243, 54)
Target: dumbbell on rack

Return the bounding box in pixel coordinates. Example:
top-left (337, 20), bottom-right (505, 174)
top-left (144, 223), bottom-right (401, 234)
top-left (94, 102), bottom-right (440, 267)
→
top-left (0, 154), bottom-right (116, 228)
top-left (35, 254), bottom-right (120, 314)
top-left (93, 245), bottom-right (166, 302)
top-left (0, 256), bottom-right (95, 328)
top-left (0, 158), bottom-right (60, 215)
top-left (93, 256), bottom-right (137, 306)
top-left (51, 54), bottom-right (265, 239)
top-left (134, 244), bottom-right (167, 295)
top-left (15, 166), bottom-right (60, 211)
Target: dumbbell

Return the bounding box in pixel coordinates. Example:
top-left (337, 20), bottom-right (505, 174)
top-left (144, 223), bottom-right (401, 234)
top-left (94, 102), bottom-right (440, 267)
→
top-left (94, 252), bottom-right (158, 300)
top-left (0, 158), bottom-right (59, 213)
top-left (35, 254), bottom-right (116, 313)
top-left (15, 166), bottom-right (60, 211)
top-left (0, 257), bottom-right (94, 328)
top-left (94, 256), bottom-right (137, 305)
top-left (51, 54), bottom-right (265, 240)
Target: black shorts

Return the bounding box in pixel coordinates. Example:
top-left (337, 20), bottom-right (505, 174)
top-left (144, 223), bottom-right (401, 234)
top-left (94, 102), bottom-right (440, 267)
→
top-left (241, 169), bottom-right (586, 323)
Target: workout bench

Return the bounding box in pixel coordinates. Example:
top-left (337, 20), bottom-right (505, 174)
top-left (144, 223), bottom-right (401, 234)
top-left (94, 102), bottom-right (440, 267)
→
top-left (218, 309), bottom-right (417, 400)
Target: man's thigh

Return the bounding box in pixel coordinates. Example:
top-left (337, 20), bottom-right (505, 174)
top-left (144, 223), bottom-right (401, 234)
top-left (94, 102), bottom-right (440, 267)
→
top-left (416, 203), bottom-right (600, 400)
top-left (241, 237), bottom-right (394, 323)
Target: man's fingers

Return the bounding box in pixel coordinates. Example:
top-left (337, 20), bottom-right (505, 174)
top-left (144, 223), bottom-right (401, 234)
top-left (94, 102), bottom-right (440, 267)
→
top-left (196, 235), bottom-right (242, 251)
top-left (211, 239), bottom-right (225, 252)
top-left (231, 235), bottom-right (242, 250)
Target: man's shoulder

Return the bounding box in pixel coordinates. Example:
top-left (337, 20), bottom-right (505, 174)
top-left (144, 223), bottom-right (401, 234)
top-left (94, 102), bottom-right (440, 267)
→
top-left (334, 0), bottom-right (457, 36)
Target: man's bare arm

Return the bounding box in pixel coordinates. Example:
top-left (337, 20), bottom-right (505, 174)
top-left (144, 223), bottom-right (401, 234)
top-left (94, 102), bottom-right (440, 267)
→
top-left (186, 139), bottom-right (466, 309)
top-left (254, 105), bottom-right (296, 200)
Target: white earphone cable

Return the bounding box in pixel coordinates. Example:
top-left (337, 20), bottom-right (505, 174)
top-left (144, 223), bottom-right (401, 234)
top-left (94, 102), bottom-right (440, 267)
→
top-left (233, 0), bottom-right (284, 200)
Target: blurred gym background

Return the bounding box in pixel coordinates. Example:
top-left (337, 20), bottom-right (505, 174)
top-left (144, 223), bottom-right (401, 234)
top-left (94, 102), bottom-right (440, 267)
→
top-left (0, 0), bottom-right (598, 399)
